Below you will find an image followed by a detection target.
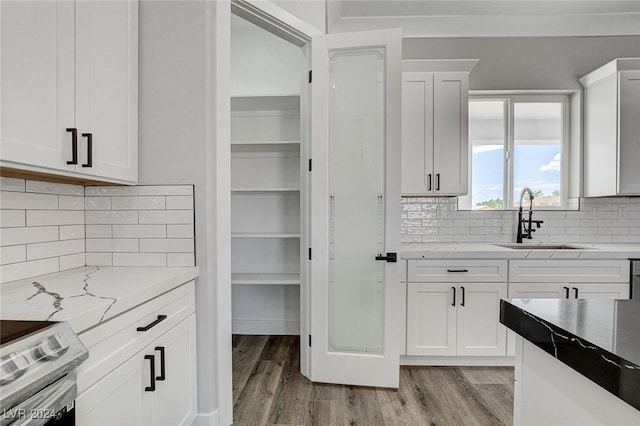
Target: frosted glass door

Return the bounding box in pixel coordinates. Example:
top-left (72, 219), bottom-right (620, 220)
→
top-left (311, 29), bottom-right (402, 388)
top-left (328, 49), bottom-right (385, 354)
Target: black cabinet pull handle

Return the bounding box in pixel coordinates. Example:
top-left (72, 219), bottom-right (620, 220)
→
top-left (436, 173), bottom-right (441, 191)
top-left (451, 287), bottom-right (456, 306)
top-left (375, 253), bottom-right (397, 263)
top-left (66, 128), bottom-right (78, 165)
top-left (144, 355), bottom-right (156, 391)
top-left (573, 287), bottom-right (579, 299)
top-left (447, 269), bottom-right (469, 273)
top-left (81, 133), bottom-right (93, 167)
top-left (427, 173), bottom-right (432, 191)
top-left (563, 286), bottom-right (570, 299)
top-left (460, 286), bottom-right (466, 307)
top-left (137, 315), bottom-right (167, 332)
top-left (155, 346), bottom-right (166, 381)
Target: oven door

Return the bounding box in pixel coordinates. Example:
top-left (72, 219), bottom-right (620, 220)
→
top-left (2, 373), bottom-right (76, 426)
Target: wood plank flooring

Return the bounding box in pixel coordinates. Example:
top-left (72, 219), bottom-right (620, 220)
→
top-left (232, 335), bottom-right (514, 426)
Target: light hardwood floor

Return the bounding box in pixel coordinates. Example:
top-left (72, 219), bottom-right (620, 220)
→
top-left (233, 335), bottom-right (514, 426)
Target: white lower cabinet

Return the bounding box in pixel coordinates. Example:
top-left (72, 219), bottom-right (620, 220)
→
top-left (407, 282), bottom-right (507, 356)
top-left (76, 282), bottom-right (197, 426)
top-left (508, 282), bottom-right (630, 300)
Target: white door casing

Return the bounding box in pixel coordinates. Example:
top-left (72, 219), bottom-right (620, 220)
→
top-left (310, 28), bottom-right (402, 388)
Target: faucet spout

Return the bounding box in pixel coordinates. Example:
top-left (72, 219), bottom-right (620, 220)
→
top-left (516, 187), bottom-right (538, 243)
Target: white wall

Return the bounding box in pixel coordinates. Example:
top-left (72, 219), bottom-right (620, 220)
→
top-left (271, 0), bottom-right (325, 34)
top-left (403, 36), bottom-right (640, 90)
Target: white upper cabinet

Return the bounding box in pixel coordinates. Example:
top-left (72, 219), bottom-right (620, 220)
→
top-left (1, 0), bottom-right (138, 184)
top-left (580, 58), bottom-right (640, 196)
top-left (401, 60), bottom-right (477, 196)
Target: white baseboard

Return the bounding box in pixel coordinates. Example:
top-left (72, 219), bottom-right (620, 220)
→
top-left (232, 318), bottom-right (300, 335)
top-left (401, 355), bottom-right (515, 367)
top-left (192, 410), bottom-right (220, 426)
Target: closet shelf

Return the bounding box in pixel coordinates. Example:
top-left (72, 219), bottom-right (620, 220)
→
top-left (231, 188), bottom-right (300, 192)
top-left (231, 273), bottom-right (301, 285)
top-left (231, 140), bottom-right (300, 145)
top-left (231, 232), bottom-right (300, 239)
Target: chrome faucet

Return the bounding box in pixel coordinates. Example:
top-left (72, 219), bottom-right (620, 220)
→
top-left (516, 187), bottom-right (544, 243)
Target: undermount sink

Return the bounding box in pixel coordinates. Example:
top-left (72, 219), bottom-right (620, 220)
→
top-left (494, 243), bottom-right (586, 250)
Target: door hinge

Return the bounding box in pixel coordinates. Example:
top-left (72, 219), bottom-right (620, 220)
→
top-left (308, 335), bottom-right (312, 347)
top-left (308, 158), bottom-right (312, 171)
top-left (308, 70), bottom-right (312, 83)
top-left (308, 248), bottom-right (312, 260)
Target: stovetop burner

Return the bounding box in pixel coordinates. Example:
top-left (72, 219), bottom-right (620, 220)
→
top-left (0, 320), bottom-right (55, 346)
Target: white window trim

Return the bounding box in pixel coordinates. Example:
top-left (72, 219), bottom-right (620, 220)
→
top-left (460, 92), bottom-right (571, 211)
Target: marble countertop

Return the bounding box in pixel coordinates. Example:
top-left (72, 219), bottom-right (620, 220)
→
top-left (0, 266), bottom-right (199, 334)
top-left (402, 242), bottom-right (640, 260)
top-left (501, 298), bottom-right (640, 411)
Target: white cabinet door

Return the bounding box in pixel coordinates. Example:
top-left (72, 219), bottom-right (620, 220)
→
top-left (433, 73), bottom-right (468, 195)
top-left (457, 283), bottom-right (507, 356)
top-left (571, 283), bottom-right (630, 300)
top-left (0, 0), bottom-right (76, 172)
top-left (401, 72), bottom-right (434, 194)
top-left (406, 283), bottom-right (457, 356)
top-left (151, 315), bottom-right (198, 426)
top-left (75, 0), bottom-right (138, 183)
top-left (76, 347), bottom-right (152, 426)
top-left (618, 71), bottom-right (640, 195)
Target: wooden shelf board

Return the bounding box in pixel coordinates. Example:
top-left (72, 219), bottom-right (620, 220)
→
top-left (231, 232), bottom-right (301, 239)
top-left (231, 140), bottom-right (300, 145)
top-left (231, 188), bottom-right (300, 192)
top-left (231, 273), bottom-right (301, 285)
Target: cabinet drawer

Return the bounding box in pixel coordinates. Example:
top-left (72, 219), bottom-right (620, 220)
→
top-left (509, 260), bottom-right (629, 283)
top-left (408, 260), bottom-right (507, 282)
top-left (77, 281), bottom-right (195, 393)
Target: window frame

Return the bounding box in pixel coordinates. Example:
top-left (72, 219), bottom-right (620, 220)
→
top-left (463, 92), bottom-right (571, 211)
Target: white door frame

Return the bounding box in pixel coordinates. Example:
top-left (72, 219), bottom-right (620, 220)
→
top-left (212, 1), bottom-right (319, 424)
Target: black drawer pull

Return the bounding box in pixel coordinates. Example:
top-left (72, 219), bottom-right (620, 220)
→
top-left (81, 133), bottom-right (93, 167)
top-left (460, 286), bottom-right (466, 307)
top-left (144, 354), bottom-right (155, 391)
top-left (573, 287), bottom-right (579, 299)
top-left (137, 315), bottom-right (167, 332)
top-left (447, 269), bottom-right (469, 273)
top-left (563, 286), bottom-right (570, 299)
top-left (155, 346), bottom-right (166, 381)
top-left (66, 128), bottom-right (78, 165)
top-left (451, 287), bottom-right (456, 306)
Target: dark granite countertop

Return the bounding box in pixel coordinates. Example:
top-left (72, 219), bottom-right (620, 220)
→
top-left (500, 298), bottom-right (640, 412)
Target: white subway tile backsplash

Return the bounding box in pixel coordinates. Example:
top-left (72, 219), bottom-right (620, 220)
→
top-left (84, 197), bottom-right (111, 210)
top-left (112, 253), bottom-right (166, 267)
top-left (112, 224), bottom-right (166, 238)
top-left (0, 258), bottom-right (59, 284)
top-left (167, 253), bottom-right (195, 267)
top-left (166, 196), bottom-right (193, 210)
top-left (138, 186), bottom-right (193, 196)
top-left (85, 225), bottom-right (112, 238)
top-left (167, 224), bottom-right (194, 238)
top-left (85, 239), bottom-right (139, 253)
top-left (85, 253), bottom-right (113, 266)
top-left (59, 196), bottom-right (85, 210)
top-left (1, 191), bottom-right (58, 210)
top-left (59, 253), bottom-right (85, 271)
top-left (60, 225), bottom-right (85, 240)
top-left (111, 196), bottom-right (166, 210)
top-left (85, 186), bottom-right (138, 196)
top-left (85, 211), bottom-right (138, 224)
top-left (27, 210), bottom-right (84, 226)
top-left (0, 210), bottom-right (25, 228)
top-left (26, 180), bottom-right (83, 196)
top-left (0, 245), bottom-right (26, 265)
top-left (27, 239), bottom-right (84, 261)
top-left (0, 226), bottom-right (59, 246)
top-left (139, 239), bottom-right (193, 253)
top-left (0, 177), bottom-right (26, 192)
top-left (139, 210), bottom-right (193, 224)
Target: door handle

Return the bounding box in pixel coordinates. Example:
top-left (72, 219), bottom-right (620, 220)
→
top-left (155, 346), bottom-right (166, 381)
top-left (144, 355), bottom-right (156, 391)
top-left (447, 269), bottom-right (469, 273)
top-left (460, 286), bottom-right (465, 306)
top-left (81, 133), bottom-right (93, 167)
top-left (427, 173), bottom-right (432, 191)
top-left (436, 173), bottom-right (441, 191)
top-left (137, 315), bottom-right (167, 332)
top-left (66, 128), bottom-right (78, 165)
top-left (573, 287), bottom-right (579, 299)
top-left (375, 253), bottom-right (397, 263)
top-left (451, 287), bottom-right (456, 306)
top-left (563, 286), bottom-right (570, 299)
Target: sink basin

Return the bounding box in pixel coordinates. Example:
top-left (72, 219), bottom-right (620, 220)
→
top-left (494, 243), bottom-right (586, 250)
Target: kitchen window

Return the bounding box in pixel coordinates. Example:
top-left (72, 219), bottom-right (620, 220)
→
top-left (459, 94), bottom-right (570, 210)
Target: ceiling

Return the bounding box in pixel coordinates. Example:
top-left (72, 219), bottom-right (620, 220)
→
top-left (327, 0), bottom-right (640, 37)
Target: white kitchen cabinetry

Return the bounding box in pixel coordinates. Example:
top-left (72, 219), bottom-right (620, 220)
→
top-left (230, 95), bottom-right (303, 335)
top-left (508, 282), bottom-right (629, 300)
top-left (580, 58), bottom-right (640, 196)
top-left (76, 282), bottom-right (197, 426)
top-left (0, 0), bottom-right (138, 184)
top-left (401, 60), bottom-right (477, 195)
top-left (406, 260), bottom-right (507, 357)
